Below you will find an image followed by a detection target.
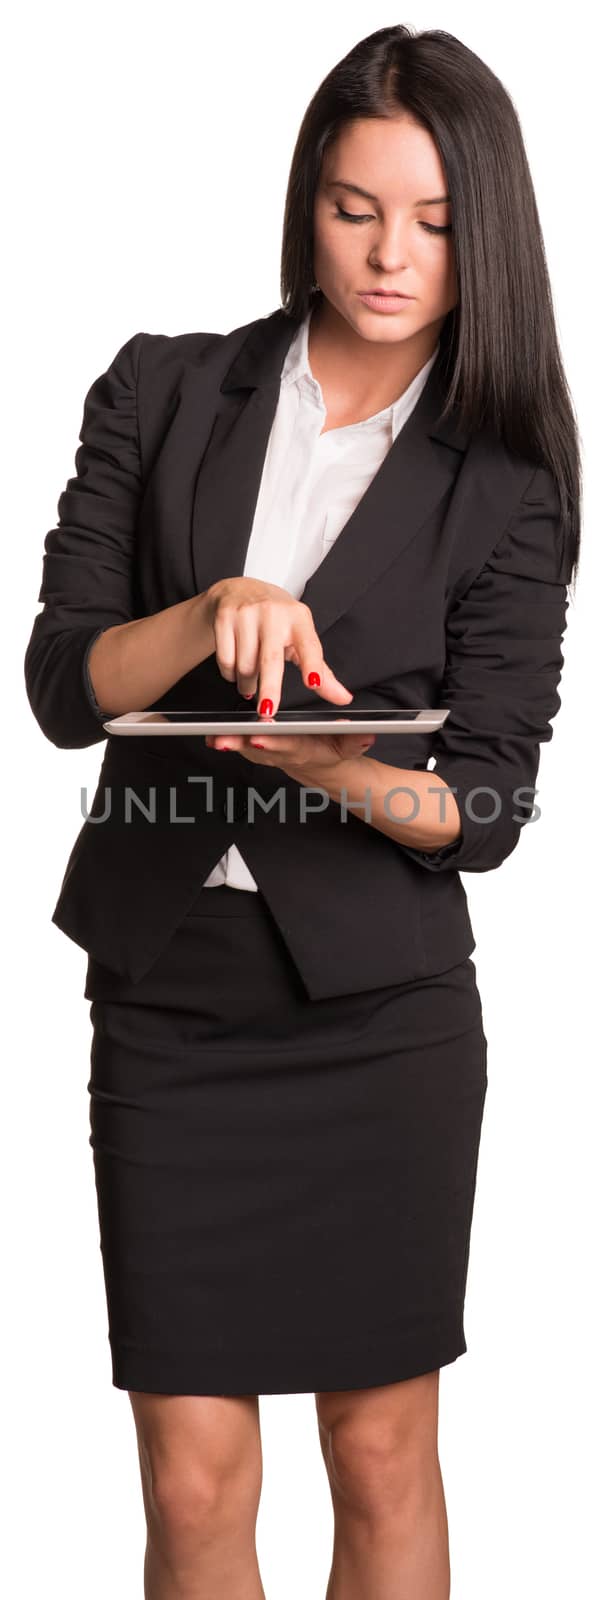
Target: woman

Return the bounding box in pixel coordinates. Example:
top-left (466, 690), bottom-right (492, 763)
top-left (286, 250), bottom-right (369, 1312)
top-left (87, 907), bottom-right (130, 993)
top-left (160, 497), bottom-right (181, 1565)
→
top-left (24, 23), bottom-right (580, 1600)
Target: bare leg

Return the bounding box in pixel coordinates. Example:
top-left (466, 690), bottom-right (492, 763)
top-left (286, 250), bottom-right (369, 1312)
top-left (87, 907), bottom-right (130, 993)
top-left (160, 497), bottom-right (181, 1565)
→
top-left (129, 1391), bottom-right (267, 1599)
top-left (315, 1371), bottom-right (450, 1600)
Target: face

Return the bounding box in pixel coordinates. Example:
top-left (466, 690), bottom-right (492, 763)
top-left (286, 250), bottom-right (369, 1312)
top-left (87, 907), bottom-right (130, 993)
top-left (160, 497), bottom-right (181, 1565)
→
top-left (312, 114), bottom-right (458, 348)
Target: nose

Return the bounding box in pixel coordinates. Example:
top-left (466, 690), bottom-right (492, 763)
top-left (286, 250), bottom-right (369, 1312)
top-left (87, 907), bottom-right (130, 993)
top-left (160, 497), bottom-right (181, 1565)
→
top-left (367, 219), bottom-right (413, 276)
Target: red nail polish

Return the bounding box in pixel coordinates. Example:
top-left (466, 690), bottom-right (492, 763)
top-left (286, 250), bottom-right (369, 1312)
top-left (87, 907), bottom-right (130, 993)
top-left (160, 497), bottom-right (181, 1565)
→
top-left (251, 741), bottom-right (266, 749)
top-left (259, 698), bottom-right (273, 715)
top-left (307, 672), bottom-right (321, 687)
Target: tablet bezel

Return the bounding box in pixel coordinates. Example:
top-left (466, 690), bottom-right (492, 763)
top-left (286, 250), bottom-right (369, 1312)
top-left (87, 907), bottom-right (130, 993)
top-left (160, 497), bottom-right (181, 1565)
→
top-left (102, 709), bottom-right (450, 736)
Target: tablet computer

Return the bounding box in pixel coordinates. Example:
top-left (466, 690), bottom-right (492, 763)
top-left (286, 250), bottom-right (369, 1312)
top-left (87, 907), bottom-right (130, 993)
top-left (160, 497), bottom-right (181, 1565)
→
top-left (103, 708), bottom-right (450, 736)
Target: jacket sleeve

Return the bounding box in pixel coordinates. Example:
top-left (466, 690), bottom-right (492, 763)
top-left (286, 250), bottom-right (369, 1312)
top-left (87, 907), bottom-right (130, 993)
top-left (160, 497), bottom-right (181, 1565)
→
top-left (23, 331), bottom-right (144, 748)
top-left (398, 464), bottom-right (574, 873)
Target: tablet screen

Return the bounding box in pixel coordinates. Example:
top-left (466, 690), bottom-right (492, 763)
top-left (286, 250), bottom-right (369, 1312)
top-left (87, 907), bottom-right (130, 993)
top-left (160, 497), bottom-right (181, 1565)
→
top-left (134, 709), bottom-right (430, 724)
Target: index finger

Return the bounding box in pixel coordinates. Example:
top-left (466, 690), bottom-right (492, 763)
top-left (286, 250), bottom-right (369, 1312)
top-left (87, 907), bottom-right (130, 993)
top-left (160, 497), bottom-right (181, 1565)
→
top-left (255, 637), bottom-right (291, 718)
top-left (257, 614), bottom-right (354, 717)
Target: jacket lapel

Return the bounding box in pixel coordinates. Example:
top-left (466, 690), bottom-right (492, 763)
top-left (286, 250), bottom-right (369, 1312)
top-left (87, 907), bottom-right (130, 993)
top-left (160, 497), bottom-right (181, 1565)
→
top-left (190, 308), bottom-right (470, 640)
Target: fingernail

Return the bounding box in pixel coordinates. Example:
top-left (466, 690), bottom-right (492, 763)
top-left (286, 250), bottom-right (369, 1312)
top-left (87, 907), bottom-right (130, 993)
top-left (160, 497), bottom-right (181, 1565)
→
top-left (251, 741), bottom-right (266, 749)
top-left (307, 672), bottom-right (321, 687)
top-left (259, 699), bottom-right (273, 715)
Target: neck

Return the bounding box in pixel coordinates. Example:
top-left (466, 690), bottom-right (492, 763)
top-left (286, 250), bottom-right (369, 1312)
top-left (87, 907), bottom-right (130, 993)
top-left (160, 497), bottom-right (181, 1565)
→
top-left (307, 296), bottom-right (443, 412)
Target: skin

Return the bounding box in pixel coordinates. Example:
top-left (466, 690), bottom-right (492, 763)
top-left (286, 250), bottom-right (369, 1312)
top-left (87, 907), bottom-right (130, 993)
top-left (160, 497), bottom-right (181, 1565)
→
top-left (137, 117), bottom-right (459, 1600)
top-left (209, 113), bottom-right (461, 851)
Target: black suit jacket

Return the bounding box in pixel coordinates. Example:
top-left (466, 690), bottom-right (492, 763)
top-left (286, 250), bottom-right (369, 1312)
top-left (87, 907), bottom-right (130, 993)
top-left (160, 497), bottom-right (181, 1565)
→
top-left (24, 307), bottom-right (573, 999)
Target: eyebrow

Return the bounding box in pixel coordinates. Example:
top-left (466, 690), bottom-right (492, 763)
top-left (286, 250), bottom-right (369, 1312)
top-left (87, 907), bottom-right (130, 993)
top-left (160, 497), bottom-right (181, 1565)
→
top-left (325, 179), bottom-right (450, 206)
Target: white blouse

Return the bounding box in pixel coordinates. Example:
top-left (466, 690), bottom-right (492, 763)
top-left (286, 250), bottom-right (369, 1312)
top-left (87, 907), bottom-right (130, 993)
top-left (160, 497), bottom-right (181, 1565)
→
top-left (203, 306), bottom-right (440, 891)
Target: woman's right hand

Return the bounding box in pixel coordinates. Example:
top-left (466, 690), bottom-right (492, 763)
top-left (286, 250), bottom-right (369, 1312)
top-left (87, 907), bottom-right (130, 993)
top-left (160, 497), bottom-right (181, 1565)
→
top-left (202, 577), bottom-right (353, 715)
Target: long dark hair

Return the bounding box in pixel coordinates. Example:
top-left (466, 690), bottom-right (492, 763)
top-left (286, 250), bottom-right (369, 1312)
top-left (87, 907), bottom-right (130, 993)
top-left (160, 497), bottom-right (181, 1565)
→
top-left (280, 24), bottom-right (582, 592)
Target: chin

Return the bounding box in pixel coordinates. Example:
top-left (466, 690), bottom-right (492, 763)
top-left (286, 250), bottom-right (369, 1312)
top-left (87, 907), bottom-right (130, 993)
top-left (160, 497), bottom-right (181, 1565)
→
top-left (351, 307), bottom-right (419, 338)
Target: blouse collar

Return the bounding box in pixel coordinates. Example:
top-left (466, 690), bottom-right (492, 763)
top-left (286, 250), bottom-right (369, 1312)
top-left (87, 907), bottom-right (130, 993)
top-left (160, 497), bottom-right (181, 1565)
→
top-left (281, 304), bottom-right (440, 442)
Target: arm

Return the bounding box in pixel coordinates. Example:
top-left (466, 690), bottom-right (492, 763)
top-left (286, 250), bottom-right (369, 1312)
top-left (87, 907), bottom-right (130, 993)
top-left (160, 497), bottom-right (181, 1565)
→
top-left (83, 596), bottom-right (215, 721)
top-left (290, 464), bottom-right (574, 871)
top-left (24, 331), bottom-right (216, 749)
top-left (280, 756), bottom-right (462, 854)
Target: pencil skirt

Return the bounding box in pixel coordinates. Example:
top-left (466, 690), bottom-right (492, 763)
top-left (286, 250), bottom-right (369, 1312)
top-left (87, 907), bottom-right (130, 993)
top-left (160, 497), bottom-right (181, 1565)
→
top-left (84, 884), bottom-right (488, 1396)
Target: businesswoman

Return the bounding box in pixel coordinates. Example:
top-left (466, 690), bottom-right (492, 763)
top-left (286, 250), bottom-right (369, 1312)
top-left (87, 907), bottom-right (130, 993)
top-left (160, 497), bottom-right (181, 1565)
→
top-left (25, 23), bottom-right (580, 1600)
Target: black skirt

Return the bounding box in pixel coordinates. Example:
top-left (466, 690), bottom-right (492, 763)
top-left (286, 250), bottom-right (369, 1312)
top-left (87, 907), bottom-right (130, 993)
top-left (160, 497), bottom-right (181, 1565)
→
top-left (85, 884), bottom-right (488, 1396)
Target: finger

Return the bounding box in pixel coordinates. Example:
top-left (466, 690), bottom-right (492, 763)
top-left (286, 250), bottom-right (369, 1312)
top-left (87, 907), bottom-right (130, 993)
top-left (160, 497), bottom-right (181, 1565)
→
top-left (290, 613), bottom-right (354, 705)
top-left (257, 615), bottom-right (353, 718)
top-left (248, 734), bottom-right (292, 754)
top-left (234, 610), bottom-right (261, 699)
top-left (207, 734), bottom-right (268, 759)
top-left (335, 735), bottom-right (376, 758)
top-left (212, 608), bottom-right (238, 685)
top-left (255, 630), bottom-right (287, 718)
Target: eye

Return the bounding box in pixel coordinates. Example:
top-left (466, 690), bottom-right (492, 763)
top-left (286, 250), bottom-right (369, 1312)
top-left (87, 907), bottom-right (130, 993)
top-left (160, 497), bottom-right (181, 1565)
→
top-left (334, 204), bottom-right (373, 224)
top-left (334, 204), bottom-right (451, 234)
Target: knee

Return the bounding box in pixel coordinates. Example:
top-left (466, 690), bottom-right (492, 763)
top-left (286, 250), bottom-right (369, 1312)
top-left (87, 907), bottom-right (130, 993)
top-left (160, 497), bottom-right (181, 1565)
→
top-left (321, 1416), bottom-right (437, 1519)
top-left (142, 1447), bottom-right (261, 1546)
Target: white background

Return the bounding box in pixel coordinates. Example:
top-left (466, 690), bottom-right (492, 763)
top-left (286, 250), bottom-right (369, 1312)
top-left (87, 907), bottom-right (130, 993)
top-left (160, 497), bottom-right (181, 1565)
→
top-left (5, 2), bottom-right (610, 1595)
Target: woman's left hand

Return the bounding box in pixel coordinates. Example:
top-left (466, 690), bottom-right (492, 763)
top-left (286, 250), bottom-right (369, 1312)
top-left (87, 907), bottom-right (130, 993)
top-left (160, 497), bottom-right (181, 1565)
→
top-left (204, 730), bottom-right (376, 773)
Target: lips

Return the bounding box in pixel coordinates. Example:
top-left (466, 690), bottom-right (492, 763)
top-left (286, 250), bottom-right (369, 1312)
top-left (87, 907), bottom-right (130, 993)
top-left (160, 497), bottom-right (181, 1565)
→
top-left (358, 290), bottom-right (411, 298)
